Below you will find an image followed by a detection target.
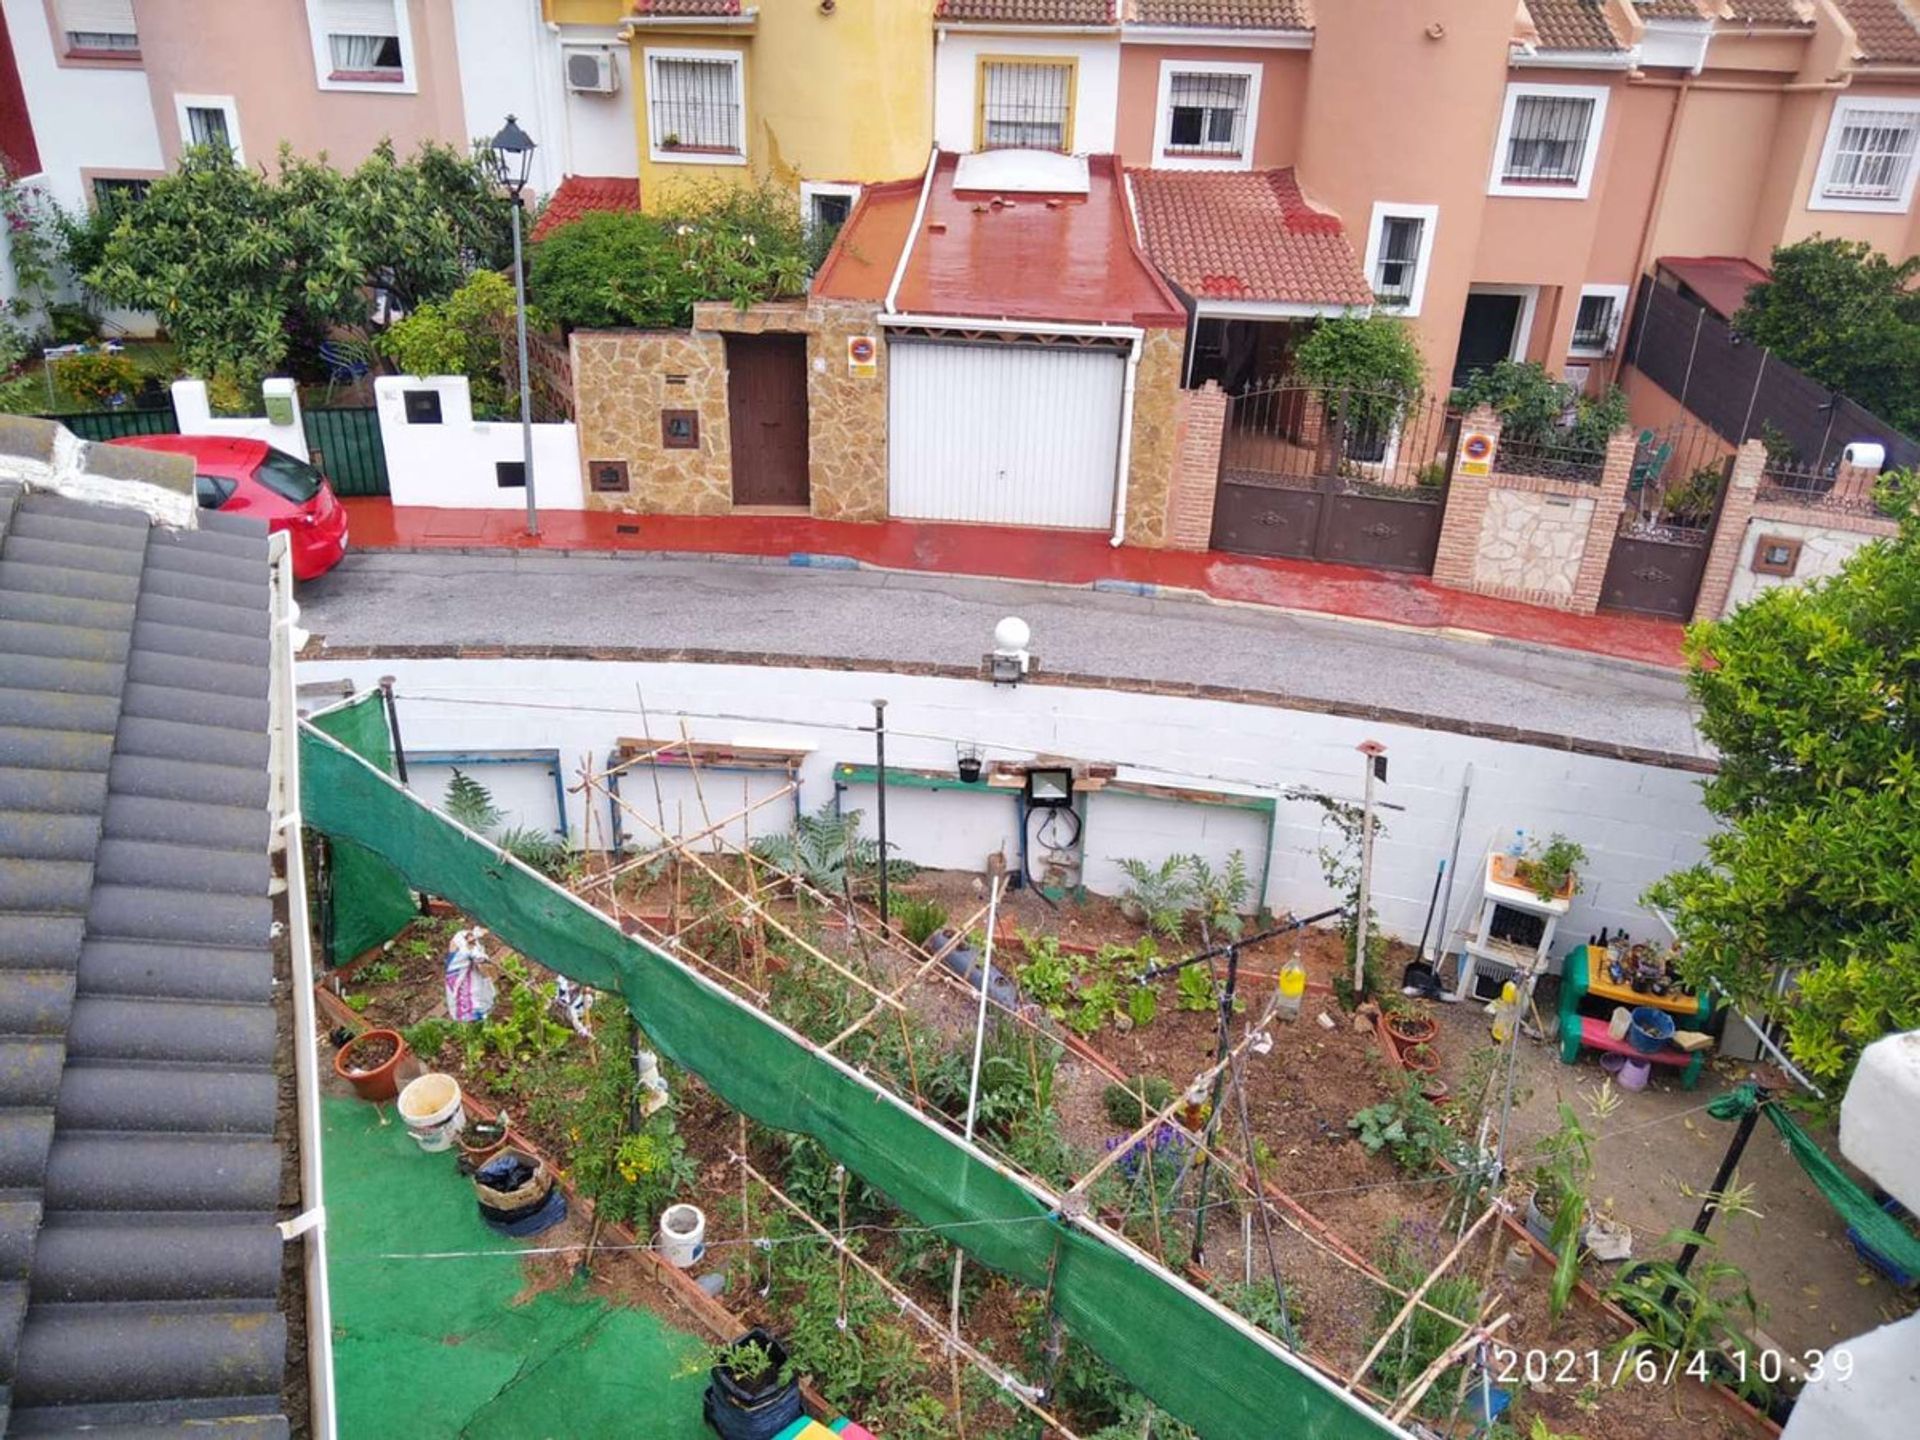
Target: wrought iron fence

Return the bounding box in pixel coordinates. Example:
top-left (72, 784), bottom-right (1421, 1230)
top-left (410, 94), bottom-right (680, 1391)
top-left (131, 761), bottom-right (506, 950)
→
top-left (1620, 423), bottom-right (1732, 543)
top-left (1493, 433), bottom-right (1607, 485)
top-left (1220, 386), bottom-right (1457, 496)
top-left (1757, 458), bottom-right (1892, 519)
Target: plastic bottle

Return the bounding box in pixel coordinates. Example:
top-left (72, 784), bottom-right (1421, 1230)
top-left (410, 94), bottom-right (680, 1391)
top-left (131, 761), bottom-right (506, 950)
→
top-left (1507, 828), bottom-right (1527, 859)
top-left (1276, 947), bottom-right (1307, 1022)
top-left (1490, 980), bottom-right (1522, 1043)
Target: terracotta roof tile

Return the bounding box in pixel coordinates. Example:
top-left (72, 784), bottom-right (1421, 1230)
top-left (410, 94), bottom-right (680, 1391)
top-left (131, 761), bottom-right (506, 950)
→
top-left (1834, 0), bottom-right (1920, 61)
top-left (1634, 0), bottom-right (1708, 20)
top-left (530, 175), bottom-right (642, 243)
top-left (1127, 1), bottom-right (1312, 27)
top-left (629, 1), bottom-right (743, 15)
top-left (1718, 1), bottom-right (1812, 26)
top-left (935, 1), bottom-right (1117, 22)
top-left (1127, 167), bottom-right (1373, 307)
top-left (1523, 0), bottom-right (1626, 50)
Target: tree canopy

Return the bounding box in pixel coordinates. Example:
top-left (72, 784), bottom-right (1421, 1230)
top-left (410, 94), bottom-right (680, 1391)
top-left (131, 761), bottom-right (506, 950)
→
top-left (527, 182), bottom-right (809, 332)
top-left (1734, 236), bottom-right (1920, 439)
top-left (1647, 514), bottom-right (1920, 1099)
top-left (86, 139), bottom-right (512, 387)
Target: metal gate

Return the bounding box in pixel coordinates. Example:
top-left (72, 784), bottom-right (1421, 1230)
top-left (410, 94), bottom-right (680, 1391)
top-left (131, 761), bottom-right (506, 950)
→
top-left (1597, 428), bottom-right (1729, 619)
top-left (303, 406), bottom-right (389, 497)
top-left (1210, 386), bottom-right (1456, 573)
top-left (38, 404), bottom-right (179, 443)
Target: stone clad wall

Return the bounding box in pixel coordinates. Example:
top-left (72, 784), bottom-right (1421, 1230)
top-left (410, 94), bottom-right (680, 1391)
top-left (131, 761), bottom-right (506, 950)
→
top-left (1123, 326), bottom-right (1186, 547)
top-left (572, 329), bottom-right (732, 515)
top-left (1472, 485), bottom-right (1596, 600)
top-left (1723, 509), bottom-right (1898, 612)
top-left (808, 301), bottom-right (888, 522)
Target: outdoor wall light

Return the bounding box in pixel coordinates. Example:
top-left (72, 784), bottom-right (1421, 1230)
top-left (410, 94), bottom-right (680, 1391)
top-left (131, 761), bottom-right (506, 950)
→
top-left (987, 615), bottom-right (1032, 686)
top-left (1024, 767), bottom-right (1074, 809)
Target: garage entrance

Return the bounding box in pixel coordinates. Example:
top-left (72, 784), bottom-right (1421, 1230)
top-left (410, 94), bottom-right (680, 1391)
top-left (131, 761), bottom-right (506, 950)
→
top-left (887, 337), bottom-right (1126, 529)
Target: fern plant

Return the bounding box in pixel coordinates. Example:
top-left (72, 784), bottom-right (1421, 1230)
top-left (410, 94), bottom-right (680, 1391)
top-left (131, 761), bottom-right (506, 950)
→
top-left (751, 799), bottom-right (916, 900)
top-left (1116, 855), bottom-right (1195, 940)
top-left (439, 770), bottom-right (571, 878)
top-left (443, 768), bottom-right (502, 833)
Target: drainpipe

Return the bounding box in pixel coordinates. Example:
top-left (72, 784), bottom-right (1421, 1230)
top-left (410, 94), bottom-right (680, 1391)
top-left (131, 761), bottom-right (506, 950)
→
top-left (1110, 333), bottom-right (1143, 548)
top-left (1627, 71), bottom-right (1850, 94)
top-left (883, 147), bottom-right (940, 316)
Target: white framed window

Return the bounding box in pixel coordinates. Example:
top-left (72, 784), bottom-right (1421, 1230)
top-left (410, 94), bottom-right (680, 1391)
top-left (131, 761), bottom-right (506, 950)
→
top-left (306, 0), bottom-right (415, 93)
top-left (175, 94), bottom-right (242, 164)
top-left (800, 181), bottom-right (860, 240)
top-left (1810, 97), bottom-right (1920, 213)
top-left (1569, 283), bottom-right (1628, 358)
top-left (1362, 202), bottom-right (1438, 317)
top-left (55, 0), bottom-right (138, 56)
top-left (1151, 60), bottom-right (1261, 170)
top-left (646, 49), bottom-right (746, 164)
top-left (1488, 83), bottom-right (1609, 199)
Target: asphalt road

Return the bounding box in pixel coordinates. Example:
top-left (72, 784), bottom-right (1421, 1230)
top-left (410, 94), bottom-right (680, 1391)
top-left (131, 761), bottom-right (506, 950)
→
top-left (298, 552), bottom-right (1705, 756)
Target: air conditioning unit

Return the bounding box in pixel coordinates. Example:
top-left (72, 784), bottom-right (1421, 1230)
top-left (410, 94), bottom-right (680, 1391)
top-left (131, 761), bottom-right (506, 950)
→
top-left (565, 49), bottom-right (618, 95)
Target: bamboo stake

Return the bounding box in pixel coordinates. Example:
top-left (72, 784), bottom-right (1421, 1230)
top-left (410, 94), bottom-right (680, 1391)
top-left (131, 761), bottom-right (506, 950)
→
top-left (1345, 1202), bottom-right (1502, 1390)
top-left (598, 779), bottom-right (797, 885)
top-left (822, 902), bottom-right (993, 1054)
top-left (740, 1160), bottom-right (1083, 1440)
top-left (1388, 1304), bottom-right (1512, 1424)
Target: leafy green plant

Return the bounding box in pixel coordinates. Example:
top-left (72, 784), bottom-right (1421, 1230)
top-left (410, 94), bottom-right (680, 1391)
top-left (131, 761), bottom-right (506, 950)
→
top-left (463, 953), bottom-right (572, 1076)
top-left (1414, 460), bottom-right (1448, 488)
top-left (1527, 1102), bottom-right (1595, 1321)
top-left (1127, 985), bottom-right (1158, 1027)
top-left (1366, 1220), bottom-right (1485, 1411)
top-left (1175, 962), bottom-right (1217, 1013)
top-left (1647, 512), bottom-right (1920, 1099)
top-left (443, 768), bottom-right (502, 832)
top-left (1102, 1074), bottom-right (1177, 1128)
top-left (893, 895), bottom-right (949, 948)
top-left (1116, 855), bottom-right (1194, 940)
top-left (752, 798), bottom-right (914, 901)
top-left (55, 351), bottom-right (140, 407)
top-left (1185, 850), bottom-right (1249, 943)
top-left (1347, 1079), bottom-right (1453, 1171)
top-left (1661, 462), bottom-right (1728, 525)
top-left (441, 770), bottom-right (572, 877)
top-left (357, 958), bottom-right (401, 985)
top-left (1292, 312), bottom-right (1427, 441)
top-left (1873, 465), bottom-right (1919, 521)
top-left (1014, 930), bottom-right (1076, 1019)
top-left (1214, 1277), bottom-right (1301, 1347)
top-left (1607, 1230), bottom-right (1770, 1410)
top-left (377, 270), bottom-right (537, 416)
top-left (401, 1016), bottom-right (458, 1060)
top-left (1519, 832), bottom-right (1586, 902)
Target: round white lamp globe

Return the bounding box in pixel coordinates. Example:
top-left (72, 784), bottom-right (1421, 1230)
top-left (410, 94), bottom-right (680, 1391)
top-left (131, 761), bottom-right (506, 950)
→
top-left (993, 616), bottom-right (1031, 652)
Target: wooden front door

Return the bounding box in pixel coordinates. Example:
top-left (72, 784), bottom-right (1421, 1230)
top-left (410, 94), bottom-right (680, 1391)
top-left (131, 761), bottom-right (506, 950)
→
top-left (726, 334), bottom-right (811, 507)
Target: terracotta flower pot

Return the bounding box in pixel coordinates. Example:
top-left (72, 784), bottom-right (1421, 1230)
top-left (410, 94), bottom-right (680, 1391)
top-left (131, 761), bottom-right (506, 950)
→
top-left (333, 1028), bottom-right (408, 1102)
top-left (1401, 1043), bottom-right (1441, 1076)
top-left (1420, 1076), bottom-right (1451, 1104)
top-left (1386, 1014), bottom-right (1439, 1052)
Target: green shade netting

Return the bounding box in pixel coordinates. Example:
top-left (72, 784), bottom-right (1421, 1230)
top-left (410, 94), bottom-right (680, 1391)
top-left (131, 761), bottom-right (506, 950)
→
top-left (308, 693), bottom-right (417, 965)
top-left (1709, 1083), bottom-right (1920, 1275)
top-left (299, 723), bottom-right (1403, 1440)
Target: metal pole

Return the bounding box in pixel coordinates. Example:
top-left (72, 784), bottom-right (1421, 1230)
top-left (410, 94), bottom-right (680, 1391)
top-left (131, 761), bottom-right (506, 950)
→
top-left (1669, 1087), bottom-right (1767, 1293)
top-left (1189, 942), bottom-right (1241, 1266)
top-left (1430, 763), bottom-right (1473, 962)
top-left (1354, 745), bottom-right (1382, 996)
top-left (872, 699), bottom-right (890, 928)
top-left (510, 196), bottom-right (538, 537)
top-left (950, 876), bottom-right (1005, 1339)
top-left (376, 675), bottom-right (409, 784)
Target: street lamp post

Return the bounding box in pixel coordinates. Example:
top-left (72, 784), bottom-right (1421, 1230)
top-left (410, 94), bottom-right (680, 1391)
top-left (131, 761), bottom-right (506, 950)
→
top-left (490, 115), bottom-right (539, 538)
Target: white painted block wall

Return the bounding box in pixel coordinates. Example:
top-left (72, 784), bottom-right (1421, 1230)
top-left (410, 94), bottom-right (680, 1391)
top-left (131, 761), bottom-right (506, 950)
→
top-left (172, 380), bottom-right (309, 460)
top-left (373, 375), bottom-right (584, 511)
top-left (932, 31), bottom-right (1120, 154)
top-left (296, 656), bottom-right (1718, 957)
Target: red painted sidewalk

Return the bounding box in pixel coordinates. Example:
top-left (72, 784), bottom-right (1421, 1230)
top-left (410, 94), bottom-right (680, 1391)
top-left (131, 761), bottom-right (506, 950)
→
top-left (340, 499), bottom-right (1689, 669)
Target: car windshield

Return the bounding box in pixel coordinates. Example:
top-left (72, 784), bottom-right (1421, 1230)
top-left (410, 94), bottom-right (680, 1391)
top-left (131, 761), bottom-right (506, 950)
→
top-left (253, 451), bottom-right (325, 504)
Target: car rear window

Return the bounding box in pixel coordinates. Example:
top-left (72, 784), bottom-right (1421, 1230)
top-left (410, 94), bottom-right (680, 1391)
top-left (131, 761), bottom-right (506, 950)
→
top-left (254, 451), bottom-right (325, 504)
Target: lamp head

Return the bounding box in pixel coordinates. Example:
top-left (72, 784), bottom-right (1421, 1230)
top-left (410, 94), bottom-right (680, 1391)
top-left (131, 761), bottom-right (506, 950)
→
top-left (489, 115), bottom-right (537, 198)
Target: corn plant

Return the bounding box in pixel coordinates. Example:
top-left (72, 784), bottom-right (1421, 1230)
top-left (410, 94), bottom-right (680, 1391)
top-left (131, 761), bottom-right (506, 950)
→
top-left (1606, 1230), bottom-right (1770, 1410)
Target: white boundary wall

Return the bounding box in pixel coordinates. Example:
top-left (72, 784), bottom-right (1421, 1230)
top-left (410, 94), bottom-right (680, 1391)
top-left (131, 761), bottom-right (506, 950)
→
top-left (296, 656), bottom-right (1716, 951)
top-left (173, 380), bottom-right (308, 460)
top-left (373, 375), bottom-right (584, 511)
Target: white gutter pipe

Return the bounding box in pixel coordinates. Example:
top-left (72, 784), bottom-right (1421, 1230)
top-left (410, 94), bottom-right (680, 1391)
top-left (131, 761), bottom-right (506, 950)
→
top-left (268, 534), bottom-right (338, 1440)
top-left (883, 147), bottom-right (941, 316)
top-left (1110, 333), bottom-right (1142, 548)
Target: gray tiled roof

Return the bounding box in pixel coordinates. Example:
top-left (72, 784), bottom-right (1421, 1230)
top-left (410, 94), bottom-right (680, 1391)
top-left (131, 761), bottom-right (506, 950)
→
top-left (0, 480), bottom-right (286, 1436)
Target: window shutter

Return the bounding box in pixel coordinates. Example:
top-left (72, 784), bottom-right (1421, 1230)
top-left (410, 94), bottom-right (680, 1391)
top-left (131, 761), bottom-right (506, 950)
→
top-left (58, 0), bottom-right (137, 36)
top-left (321, 0), bottom-right (401, 37)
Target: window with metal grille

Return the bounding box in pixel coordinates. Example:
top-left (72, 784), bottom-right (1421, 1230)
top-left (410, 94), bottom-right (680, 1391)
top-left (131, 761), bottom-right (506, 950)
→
top-left (1165, 72), bottom-right (1248, 156)
top-left (1502, 94), bottom-right (1595, 184)
top-left (649, 54), bottom-right (743, 155)
top-left (318, 0), bottom-right (404, 80)
top-left (1372, 215), bottom-right (1424, 306)
top-left (186, 106), bottom-right (232, 150)
top-left (1572, 292), bottom-right (1618, 352)
top-left (91, 177), bottom-right (150, 217)
top-left (1822, 108), bottom-right (1919, 200)
top-left (979, 60), bottom-right (1074, 152)
top-left (57, 0), bottom-right (138, 54)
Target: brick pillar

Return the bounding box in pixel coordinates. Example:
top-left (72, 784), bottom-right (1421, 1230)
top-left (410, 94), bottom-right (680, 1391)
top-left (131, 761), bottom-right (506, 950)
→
top-left (1165, 382), bottom-right (1227, 551)
top-left (1569, 424), bottom-right (1637, 615)
top-left (1829, 461), bottom-right (1877, 510)
top-left (1691, 440), bottom-right (1764, 623)
top-left (1432, 406), bottom-right (1499, 592)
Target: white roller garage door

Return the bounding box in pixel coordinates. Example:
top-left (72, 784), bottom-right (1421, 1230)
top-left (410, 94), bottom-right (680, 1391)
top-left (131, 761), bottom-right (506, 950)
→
top-left (887, 339), bottom-right (1125, 528)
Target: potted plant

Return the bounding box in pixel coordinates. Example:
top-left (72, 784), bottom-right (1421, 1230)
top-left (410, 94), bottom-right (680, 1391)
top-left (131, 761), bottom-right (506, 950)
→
top-left (332, 1028), bottom-right (408, 1102)
top-left (1400, 1041), bottom-right (1440, 1076)
top-left (1503, 833), bottom-right (1586, 903)
top-left (701, 1328), bottom-right (803, 1440)
top-left (1384, 1001), bottom-right (1438, 1053)
top-left (1524, 1103), bottom-right (1594, 1320)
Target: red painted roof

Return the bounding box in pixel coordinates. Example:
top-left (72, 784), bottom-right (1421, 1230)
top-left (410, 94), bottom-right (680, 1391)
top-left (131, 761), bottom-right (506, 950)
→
top-left (1657, 255), bottom-right (1771, 320)
top-left (819, 153), bottom-right (1184, 328)
top-left (530, 175), bottom-right (642, 243)
top-left (1127, 168), bottom-right (1372, 307)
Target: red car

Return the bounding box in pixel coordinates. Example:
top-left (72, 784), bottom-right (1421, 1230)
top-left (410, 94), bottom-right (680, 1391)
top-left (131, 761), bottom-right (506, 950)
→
top-left (110, 435), bottom-right (349, 580)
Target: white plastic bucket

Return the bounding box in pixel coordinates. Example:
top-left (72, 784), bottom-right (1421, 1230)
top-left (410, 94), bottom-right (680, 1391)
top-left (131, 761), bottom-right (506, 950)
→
top-left (658, 1203), bottom-right (707, 1268)
top-left (398, 1072), bottom-right (466, 1153)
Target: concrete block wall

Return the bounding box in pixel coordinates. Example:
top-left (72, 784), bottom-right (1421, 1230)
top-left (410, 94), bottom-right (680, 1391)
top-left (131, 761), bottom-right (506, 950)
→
top-left (297, 654), bottom-right (1720, 956)
top-left (373, 375), bottom-right (584, 512)
top-left (172, 379), bottom-right (306, 461)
